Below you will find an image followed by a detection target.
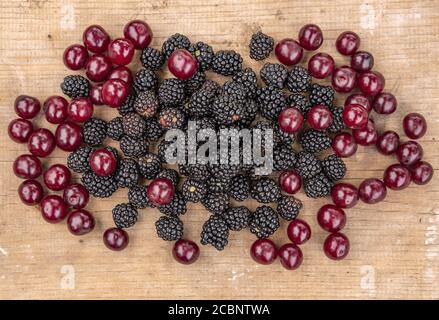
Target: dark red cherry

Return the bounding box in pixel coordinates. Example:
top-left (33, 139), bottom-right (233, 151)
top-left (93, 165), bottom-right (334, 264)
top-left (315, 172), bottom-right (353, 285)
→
top-left (63, 184), bottom-right (90, 209)
top-left (43, 96), bottom-right (68, 124)
top-left (123, 20), bottom-right (153, 49)
top-left (358, 71), bottom-right (385, 96)
top-left (278, 243), bottom-right (303, 270)
top-left (28, 128), bottom-right (56, 157)
top-left (8, 118), bottom-right (34, 143)
top-left (43, 164), bottom-right (71, 191)
top-left (15, 95), bottom-right (41, 119)
top-left (275, 39), bottom-right (303, 66)
top-left (351, 51), bottom-right (374, 72)
top-left (331, 183), bottom-right (358, 208)
top-left (67, 98), bottom-right (94, 122)
top-left (168, 49), bottom-right (198, 80)
top-left (250, 239), bottom-right (278, 265)
top-left (40, 195), bottom-right (69, 223)
top-left (323, 232), bottom-right (350, 260)
top-left (332, 66), bottom-right (357, 93)
top-left (353, 119), bottom-right (378, 146)
top-left (67, 209), bottom-right (95, 235)
top-left (308, 53), bottom-right (335, 79)
top-left (343, 104), bottom-right (368, 129)
top-left (287, 219), bottom-right (311, 245)
top-left (89, 83), bottom-right (104, 106)
top-left (173, 239), bottom-right (200, 265)
top-left (55, 121), bottom-right (83, 152)
top-left (103, 228), bottom-right (129, 251)
top-left (358, 178), bottom-right (387, 204)
top-left (396, 141), bottom-right (423, 167)
top-left (63, 44), bottom-right (89, 70)
top-left (410, 161), bottom-right (433, 185)
top-left (147, 178), bottom-right (175, 206)
top-left (298, 24), bottom-right (323, 51)
top-left (403, 113), bottom-right (427, 140)
top-left (383, 164), bottom-right (411, 190)
top-left (13, 154), bottom-right (42, 179)
top-left (18, 179), bottom-right (44, 205)
top-left (85, 54), bottom-right (113, 82)
top-left (336, 31), bottom-right (360, 56)
top-left (376, 131), bottom-right (400, 155)
top-left (107, 66), bottom-right (133, 87)
top-left (307, 105), bottom-right (333, 130)
top-left (108, 38), bottom-right (135, 66)
top-left (278, 107), bottom-right (304, 133)
top-left (332, 132), bottom-right (358, 158)
top-left (345, 93), bottom-right (372, 112)
top-left (373, 92), bottom-right (397, 115)
top-left (89, 148), bottom-right (117, 176)
top-left (317, 204), bottom-right (346, 233)
top-left (278, 170), bottom-right (302, 194)
top-left (102, 79), bottom-right (129, 108)
top-left (83, 25), bottom-right (110, 53)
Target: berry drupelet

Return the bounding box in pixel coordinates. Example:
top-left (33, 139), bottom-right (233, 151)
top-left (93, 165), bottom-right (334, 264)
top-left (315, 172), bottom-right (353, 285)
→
top-left (250, 178), bottom-right (281, 203)
top-left (249, 206), bottom-right (280, 239)
top-left (273, 143), bottom-right (296, 171)
top-left (257, 86), bottom-right (287, 121)
top-left (211, 50), bottom-right (243, 76)
top-left (249, 31), bottom-right (274, 61)
top-left (155, 216), bottom-right (184, 241)
top-left (222, 206), bottom-right (251, 231)
top-left (260, 63), bottom-right (288, 89)
top-left (134, 90), bottom-right (159, 118)
top-left (287, 94), bottom-right (311, 117)
top-left (144, 117), bottom-right (164, 141)
top-left (159, 107), bottom-right (187, 130)
top-left (112, 203), bottom-right (138, 228)
top-left (118, 91), bottom-right (137, 116)
top-left (200, 215), bottom-right (229, 251)
top-left (327, 106), bottom-right (345, 133)
top-left (60, 75), bottom-right (90, 98)
top-left (277, 196), bottom-right (303, 220)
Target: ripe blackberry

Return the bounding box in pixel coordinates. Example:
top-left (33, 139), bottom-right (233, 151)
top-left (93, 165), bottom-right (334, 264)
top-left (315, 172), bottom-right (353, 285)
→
top-left (222, 206), bottom-right (251, 231)
top-left (155, 169), bottom-right (179, 187)
top-left (112, 203), bottom-right (138, 228)
top-left (200, 215), bottom-right (229, 251)
top-left (67, 146), bottom-right (93, 173)
top-left (120, 135), bottom-right (149, 158)
top-left (158, 139), bottom-right (176, 163)
top-left (155, 216), bottom-right (183, 241)
top-left (257, 86), bottom-right (286, 121)
top-left (232, 68), bottom-right (258, 98)
top-left (304, 173), bottom-right (333, 198)
top-left (242, 99), bottom-right (258, 126)
top-left (296, 151), bottom-right (322, 179)
top-left (228, 175), bottom-right (250, 201)
top-left (251, 178), bottom-right (281, 203)
top-left (158, 79), bottom-right (185, 107)
top-left (60, 75), bottom-right (90, 98)
top-left (122, 113), bottom-right (146, 137)
top-left (158, 192), bottom-right (187, 217)
top-left (184, 163), bottom-right (210, 180)
top-left (249, 206), bottom-right (280, 238)
top-left (273, 143), bottom-right (296, 171)
top-left (134, 90), bottom-right (159, 118)
top-left (107, 117), bottom-right (124, 141)
top-left (277, 196), bottom-right (302, 221)
top-left (274, 122), bottom-right (296, 145)
top-left (81, 171), bottom-right (118, 198)
top-left (182, 178), bottom-right (207, 202)
top-left (249, 31), bottom-right (274, 61)
top-left (105, 146), bottom-right (121, 163)
top-left (133, 68), bottom-right (157, 92)
top-left (207, 176), bottom-right (231, 193)
top-left (212, 95), bottom-right (245, 126)
top-left (118, 91), bottom-right (136, 116)
top-left (222, 81), bottom-right (248, 100)
top-left (286, 66), bottom-right (311, 94)
top-left (300, 129), bottom-right (332, 153)
top-left (138, 153), bottom-right (161, 179)
top-left (188, 41), bottom-right (214, 71)
top-left (162, 33), bottom-right (191, 59)
top-left (140, 47), bottom-right (165, 70)
top-left (202, 192), bottom-right (229, 215)
top-left (287, 94), bottom-right (311, 118)
top-left (309, 83), bottom-right (334, 107)
top-left (252, 120), bottom-right (295, 148)
top-left (184, 71), bottom-right (206, 94)
top-left (83, 117), bottom-right (107, 146)
top-left (159, 107), bottom-right (187, 130)
top-left (327, 106), bottom-right (345, 133)
top-left (115, 158), bottom-right (139, 188)
top-left (144, 117), bottom-right (164, 141)
top-left (128, 185), bottom-right (155, 209)
top-left (211, 50), bottom-right (242, 76)
top-left (321, 154), bottom-right (346, 181)
top-left (260, 63), bottom-right (288, 89)
top-left (187, 80), bottom-right (220, 117)
top-left (193, 116), bottom-right (217, 132)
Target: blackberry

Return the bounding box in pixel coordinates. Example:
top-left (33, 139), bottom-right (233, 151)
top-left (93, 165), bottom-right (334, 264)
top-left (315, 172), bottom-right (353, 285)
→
top-left (104, 146), bottom-right (121, 163)
top-left (222, 206), bottom-right (251, 231)
top-left (158, 192), bottom-right (187, 216)
top-left (128, 185), bottom-right (155, 209)
top-left (257, 86), bottom-right (286, 121)
top-left (249, 206), bottom-right (280, 238)
top-left (260, 63), bottom-right (288, 89)
top-left (273, 143), bottom-right (296, 171)
top-left (250, 178), bottom-right (281, 203)
top-left (83, 117), bottom-right (107, 146)
top-left (67, 146), bottom-right (93, 173)
top-left (112, 203), bottom-right (138, 228)
top-left (106, 117), bottom-right (124, 141)
top-left (138, 153), bottom-right (162, 179)
top-left (309, 83), bottom-right (334, 107)
top-left (184, 163), bottom-right (210, 180)
top-left (134, 90), bottom-right (159, 118)
top-left (207, 176), bottom-right (231, 193)
top-left (140, 47), bottom-right (165, 70)
top-left (115, 158), bottom-right (139, 188)
top-left (274, 123), bottom-right (296, 145)
top-left (304, 173), bottom-right (333, 198)
top-left (188, 41), bottom-right (214, 71)
top-left (327, 106), bottom-right (345, 133)
top-left (200, 215), bottom-right (229, 250)
top-left (60, 75), bottom-right (90, 98)
top-left (187, 80), bottom-right (220, 117)
top-left (228, 175), bottom-right (250, 201)
top-left (118, 91), bottom-right (136, 116)
top-left (232, 68), bottom-right (258, 98)
top-left (202, 192), bottom-right (229, 215)
top-left (122, 113), bottom-right (146, 137)
top-left (194, 117), bottom-right (217, 132)
top-left (277, 196), bottom-right (302, 220)
top-left (286, 66), bottom-right (311, 94)
top-left (158, 139), bottom-right (176, 163)
top-left (222, 81), bottom-right (248, 100)
top-left (300, 129), bottom-right (332, 153)
top-left (212, 95), bottom-right (245, 126)
top-left (211, 50), bottom-right (242, 76)
top-left (295, 151), bottom-right (322, 179)
top-left (287, 94), bottom-right (311, 118)
top-left (162, 33), bottom-right (191, 59)
top-left (155, 216), bottom-right (183, 241)
top-left (182, 178), bottom-right (207, 202)
top-left (242, 99), bottom-right (259, 126)
top-left (144, 117), bottom-right (164, 141)
top-left (81, 171), bottom-right (118, 198)
top-left (249, 31), bottom-right (274, 61)
top-left (321, 154), bottom-right (346, 181)
top-left (155, 169), bottom-right (179, 187)
top-left (158, 107), bottom-right (187, 130)
top-left (133, 68), bottom-right (157, 92)
top-left (184, 71), bottom-right (206, 94)
top-left (158, 79), bottom-right (185, 107)
top-left (120, 135), bottom-right (148, 158)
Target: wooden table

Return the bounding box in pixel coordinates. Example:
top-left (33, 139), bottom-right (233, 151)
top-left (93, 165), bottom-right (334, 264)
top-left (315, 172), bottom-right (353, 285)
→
top-left (0, 0), bottom-right (438, 299)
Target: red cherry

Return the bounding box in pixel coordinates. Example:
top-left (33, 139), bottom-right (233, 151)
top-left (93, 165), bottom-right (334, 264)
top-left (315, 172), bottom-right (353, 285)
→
top-left (332, 132), bottom-right (358, 158)
top-left (89, 83), bottom-right (104, 105)
top-left (278, 107), bottom-right (304, 133)
top-left (331, 66), bottom-right (357, 93)
top-left (358, 71), bottom-right (385, 96)
top-left (331, 183), bottom-right (358, 208)
top-left (13, 154), bottom-right (42, 179)
top-left (85, 54), bottom-right (113, 82)
top-left (410, 161), bottom-right (433, 185)
top-left (307, 105), bottom-right (333, 130)
top-left (40, 195), bottom-right (69, 223)
top-left (336, 31), bottom-right (360, 56)
top-left (67, 209), bottom-right (95, 235)
top-left (18, 179), bottom-right (44, 205)
top-left (123, 20), bottom-right (153, 49)
top-left (373, 92), bottom-right (397, 115)
top-left (83, 25), bottom-right (110, 53)
top-left (103, 228), bottom-right (129, 251)
top-left (351, 51), bottom-right (374, 72)
top-left (317, 204), bottom-right (346, 233)
top-left (353, 119), bottom-right (378, 146)
top-left (287, 219), bottom-right (311, 245)
top-left (298, 24), bottom-right (323, 51)
top-left (383, 164), bottom-right (411, 190)
top-left (63, 44), bottom-right (89, 70)
top-left (173, 239), bottom-right (200, 265)
top-left (107, 66), bottom-right (134, 87)
top-left (89, 148), bottom-right (117, 176)
top-left (147, 178), bottom-right (175, 206)
top-left (108, 38), bottom-right (135, 66)
top-left (343, 104), bottom-right (368, 129)
top-left (278, 243), bottom-right (303, 270)
top-left (396, 141), bottom-right (423, 167)
top-left (403, 113), bottom-right (427, 140)
top-left (67, 98), bottom-right (94, 122)
top-left (275, 39), bottom-right (303, 66)
top-left (43, 96), bottom-right (68, 124)
top-left (323, 232), bottom-right (350, 260)
top-left (278, 170), bottom-right (302, 194)
top-left (55, 121), bottom-right (83, 152)
top-left (63, 184), bottom-right (90, 209)
top-left (345, 93), bottom-right (372, 112)
top-left (358, 178), bottom-right (387, 204)
top-left (102, 79), bottom-right (129, 108)
top-left (15, 95), bottom-right (41, 119)
top-left (43, 164), bottom-right (71, 191)
top-left (250, 239), bottom-right (278, 265)
top-left (28, 128), bottom-right (56, 157)
top-left (8, 118), bottom-right (34, 143)
top-left (376, 131), bottom-right (400, 155)
top-left (168, 49), bottom-right (198, 80)
top-left (308, 53), bottom-right (334, 79)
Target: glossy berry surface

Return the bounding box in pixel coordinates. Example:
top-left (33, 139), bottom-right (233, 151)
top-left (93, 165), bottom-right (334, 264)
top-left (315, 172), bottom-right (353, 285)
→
top-left (123, 20), bottom-right (153, 49)
top-left (336, 31), bottom-right (360, 56)
top-left (55, 121), bottom-right (83, 152)
top-left (15, 95), bottom-right (41, 119)
top-left (298, 24), bottom-right (323, 51)
top-left (43, 164), bottom-right (71, 191)
top-left (83, 25), bottom-right (110, 53)
top-left (345, 94), bottom-right (371, 113)
top-left (173, 239), bottom-right (200, 265)
top-left (353, 119), bottom-right (378, 146)
top-left (18, 179), bottom-right (44, 205)
top-left (373, 92), bottom-right (397, 115)
top-left (287, 219), bottom-right (311, 245)
top-left (103, 228), bottom-right (129, 251)
top-left (343, 104), bottom-right (368, 129)
top-left (147, 178), bottom-right (175, 206)
top-left (396, 141), bottom-right (423, 167)
top-left (8, 118), bottom-right (33, 143)
top-left (63, 183), bottom-right (90, 209)
top-left (89, 83), bottom-right (104, 106)
top-left (13, 154), bottom-right (42, 179)
top-left (323, 232), bottom-right (350, 260)
top-left (40, 195), bottom-right (69, 223)
top-left (275, 39), bottom-right (303, 66)
top-left (278, 170), bottom-right (302, 194)
top-left (410, 161), bottom-right (433, 185)
top-left (332, 66), bottom-right (357, 93)
top-left (89, 148), bottom-right (117, 177)
top-left (250, 239), bottom-right (278, 265)
top-left (67, 98), bottom-right (94, 122)
top-left (308, 53), bottom-right (334, 79)
top-left (317, 204), bottom-right (346, 233)
top-left (102, 79), bottom-right (130, 108)
top-left (85, 54), bottom-right (113, 82)
top-left (28, 128), bottom-right (56, 158)
top-left (278, 243), bottom-right (303, 270)
top-left (403, 113), bottom-right (427, 140)
top-left (278, 107), bottom-right (304, 133)
top-left (383, 164), bottom-right (411, 190)
top-left (63, 44), bottom-right (89, 70)
top-left (332, 132), bottom-right (358, 158)
top-left (331, 183), bottom-right (358, 208)
top-left (358, 71), bottom-right (385, 96)
top-left (43, 96), bottom-right (68, 124)
top-left (358, 178), bottom-right (387, 204)
top-left (351, 51), bottom-right (374, 72)
top-left (307, 105), bottom-right (333, 130)
top-left (67, 209), bottom-right (95, 235)
top-left (168, 49), bottom-right (198, 80)
top-left (108, 66), bottom-right (133, 87)
top-left (376, 131), bottom-right (400, 155)
top-left (108, 38), bottom-right (135, 66)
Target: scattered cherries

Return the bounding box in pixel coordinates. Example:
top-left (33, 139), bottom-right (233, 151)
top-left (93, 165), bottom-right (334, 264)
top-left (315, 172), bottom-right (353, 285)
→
top-left (278, 244), bottom-right (303, 270)
top-left (275, 39), bottom-right (303, 66)
top-left (67, 209), bottom-right (95, 235)
top-left (278, 170), bottom-right (302, 194)
top-left (173, 239), bottom-right (200, 265)
top-left (278, 107), bottom-right (304, 133)
top-left (331, 183), bottom-right (359, 208)
top-left (168, 49), bottom-right (198, 80)
top-left (103, 228), bottom-right (129, 251)
top-left (317, 205), bottom-right (346, 233)
top-left (332, 132), bottom-right (358, 158)
top-left (63, 44), bottom-right (89, 70)
top-left (15, 95), bottom-right (40, 119)
top-left (18, 179), bottom-right (44, 205)
top-left (43, 164), bottom-right (71, 191)
top-left (383, 164), bottom-right (411, 190)
top-left (63, 184), bottom-right (90, 209)
top-left (298, 24), bottom-right (323, 51)
top-left (323, 233), bottom-right (350, 260)
top-left (147, 178), bottom-right (175, 206)
top-left (13, 154), bottom-right (42, 179)
top-left (8, 118), bottom-right (34, 143)
top-left (55, 121), bottom-right (83, 152)
top-left (123, 20), bottom-right (153, 49)
top-left (308, 53), bottom-right (334, 79)
top-left (250, 239), bottom-right (278, 265)
top-left (108, 38), bottom-right (135, 66)
top-left (89, 148), bottom-right (118, 176)
top-left (102, 79), bottom-right (130, 108)
top-left (287, 219), bottom-right (311, 245)
top-left (40, 195), bottom-right (69, 223)
top-left (331, 66), bottom-right (357, 93)
top-left (336, 31), bottom-right (360, 55)
top-left (307, 105), bottom-right (333, 130)
top-left (83, 25), bottom-right (110, 53)
top-left (403, 113), bottom-right (427, 140)
top-left (28, 128), bottom-right (56, 158)
top-left (373, 92), bottom-right (397, 115)
top-left (43, 96), bottom-right (68, 124)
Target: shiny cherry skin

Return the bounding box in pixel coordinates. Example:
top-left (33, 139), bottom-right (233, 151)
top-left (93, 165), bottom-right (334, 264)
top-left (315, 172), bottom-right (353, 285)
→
top-left (345, 93), bottom-right (372, 112)
top-left (287, 219), bottom-right (311, 245)
top-left (173, 239), bottom-right (200, 265)
top-left (43, 96), bottom-right (68, 124)
top-left (168, 49), bottom-right (198, 80)
top-left (83, 25), bottom-right (110, 53)
top-left (108, 38), bottom-right (135, 66)
top-left (28, 128), bottom-right (56, 157)
top-left (323, 232), bottom-right (350, 260)
top-left (15, 95), bottom-right (41, 119)
top-left (275, 39), bottom-right (303, 66)
top-left (67, 209), bottom-right (95, 235)
top-left (107, 66), bottom-right (133, 87)
top-left (373, 92), bottom-right (397, 115)
top-left (343, 104), bottom-right (368, 129)
top-left (278, 243), bottom-right (303, 270)
top-left (317, 204), bottom-right (346, 233)
top-left (67, 98), bottom-right (94, 122)
top-left (351, 51), bottom-right (374, 72)
top-left (383, 164), bottom-right (411, 190)
top-left (85, 54), bottom-right (112, 82)
top-left (18, 179), bottom-right (44, 205)
top-left (89, 148), bottom-right (117, 176)
top-left (55, 121), bottom-right (83, 151)
top-left (308, 53), bottom-right (334, 79)
top-left (410, 161), bottom-right (433, 185)
top-left (298, 24), bottom-right (323, 51)
top-left (13, 154), bottom-right (42, 179)
top-left (358, 178), bottom-right (387, 204)
top-left (103, 228), bottom-right (129, 251)
top-left (63, 44), bottom-right (89, 70)
top-left (331, 183), bottom-right (358, 208)
top-left (147, 178), bottom-right (175, 206)
top-left (332, 132), bottom-right (357, 158)
top-left (123, 20), bottom-right (153, 49)
top-left (307, 105), bottom-right (333, 130)
top-left (376, 131), bottom-right (400, 155)
top-left (102, 79), bottom-right (130, 108)
top-left (278, 107), bottom-right (304, 133)
top-left (336, 31), bottom-right (360, 56)
top-left (358, 71), bottom-right (385, 96)
top-left (403, 113), bottom-right (427, 140)
top-left (396, 141), bottom-right (423, 167)
top-left (250, 239), bottom-right (278, 265)
top-left (63, 184), bottom-right (90, 209)
top-left (332, 66), bottom-right (357, 93)
top-left (89, 83), bottom-right (104, 105)
top-left (353, 119), bottom-right (378, 146)
top-left (43, 164), bottom-right (71, 191)
top-left (40, 195), bottom-right (69, 223)
top-left (8, 118), bottom-right (33, 143)
top-left (278, 170), bottom-right (302, 194)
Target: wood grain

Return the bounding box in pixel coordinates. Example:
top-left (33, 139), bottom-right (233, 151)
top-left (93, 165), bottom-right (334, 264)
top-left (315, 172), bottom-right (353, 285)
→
top-left (0, 0), bottom-right (438, 299)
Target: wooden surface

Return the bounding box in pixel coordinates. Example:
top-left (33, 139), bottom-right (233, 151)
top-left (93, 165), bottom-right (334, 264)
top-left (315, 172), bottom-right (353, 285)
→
top-left (1, 0), bottom-right (439, 300)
